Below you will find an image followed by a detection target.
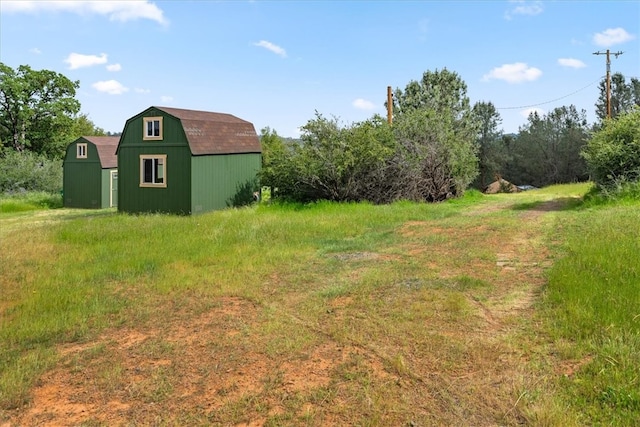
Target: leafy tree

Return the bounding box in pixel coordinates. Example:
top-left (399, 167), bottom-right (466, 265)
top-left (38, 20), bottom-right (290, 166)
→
top-left (70, 114), bottom-right (106, 138)
top-left (389, 68), bottom-right (479, 199)
top-left (582, 108), bottom-right (640, 189)
top-left (264, 69), bottom-right (479, 204)
top-left (388, 109), bottom-right (464, 201)
top-left (633, 77), bottom-right (640, 107)
top-left (595, 73), bottom-right (640, 122)
top-left (507, 105), bottom-right (589, 187)
top-left (259, 127), bottom-right (299, 199)
top-left (471, 101), bottom-right (509, 189)
top-left (391, 68), bottom-right (472, 120)
top-left (0, 62), bottom-right (80, 158)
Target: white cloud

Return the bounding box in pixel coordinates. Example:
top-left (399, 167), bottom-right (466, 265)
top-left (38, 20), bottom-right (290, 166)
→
top-left (65, 52), bottom-right (108, 69)
top-left (352, 98), bottom-right (376, 110)
top-left (160, 95), bottom-right (174, 103)
top-left (135, 88), bottom-right (150, 94)
top-left (1, 1), bottom-right (168, 25)
top-left (482, 62), bottom-right (542, 83)
top-left (253, 40), bottom-right (287, 58)
top-left (92, 80), bottom-right (129, 95)
top-left (558, 58), bottom-right (586, 69)
top-left (521, 108), bottom-right (544, 119)
top-left (106, 63), bottom-right (122, 72)
top-left (29, 47), bottom-right (41, 54)
top-left (504, 0), bottom-right (543, 20)
top-left (593, 27), bottom-right (635, 47)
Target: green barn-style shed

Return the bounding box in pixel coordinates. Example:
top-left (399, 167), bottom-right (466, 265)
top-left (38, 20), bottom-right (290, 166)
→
top-left (116, 106), bottom-right (262, 215)
top-left (63, 136), bottom-right (119, 209)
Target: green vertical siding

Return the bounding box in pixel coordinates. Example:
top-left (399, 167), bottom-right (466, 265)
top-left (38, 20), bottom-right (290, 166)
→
top-left (117, 109), bottom-right (192, 214)
top-left (118, 107), bottom-right (262, 215)
top-left (190, 153), bottom-right (261, 213)
top-left (63, 141), bottom-right (104, 208)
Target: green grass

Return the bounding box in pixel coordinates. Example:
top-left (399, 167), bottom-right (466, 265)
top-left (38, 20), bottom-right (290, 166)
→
top-left (2, 183), bottom-right (640, 425)
top-left (0, 191), bottom-right (62, 212)
top-left (535, 202), bottom-right (640, 426)
top-left (0, 198), bottom-right (457, 412)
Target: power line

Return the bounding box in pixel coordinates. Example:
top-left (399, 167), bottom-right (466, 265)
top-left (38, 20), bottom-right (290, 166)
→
top-left (496, 76), bottom-right (603, 110)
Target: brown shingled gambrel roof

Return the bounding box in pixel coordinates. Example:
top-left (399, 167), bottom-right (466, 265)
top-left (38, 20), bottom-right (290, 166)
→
top-left (83, 136), bottom-right (119, 168)
top-left (155, 106), bottom-right (261, 156)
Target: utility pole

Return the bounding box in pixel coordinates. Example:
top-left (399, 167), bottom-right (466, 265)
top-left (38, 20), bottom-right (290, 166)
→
top-left (593, 49), bottom-right (624, 119)
top-left (387, 86), bottom-right (393, 125)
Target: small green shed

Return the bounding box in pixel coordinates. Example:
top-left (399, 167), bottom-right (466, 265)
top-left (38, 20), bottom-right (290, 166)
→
top-left (63, 136), bottom-right (119, 209)
top-left (116, 106), bottom-right (262, 215)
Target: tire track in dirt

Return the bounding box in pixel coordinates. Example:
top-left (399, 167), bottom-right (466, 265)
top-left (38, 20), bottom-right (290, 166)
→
top-left (481, 199), bottom-right (567, 324)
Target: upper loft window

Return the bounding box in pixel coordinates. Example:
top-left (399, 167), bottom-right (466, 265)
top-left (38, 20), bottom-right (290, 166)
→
top-left (76, 143), bottom-right (87, 158)
top-left (143, 116), bottom-right (163, 140)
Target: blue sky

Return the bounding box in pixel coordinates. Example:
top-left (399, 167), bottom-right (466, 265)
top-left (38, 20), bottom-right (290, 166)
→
top-left (1, 1), bottom-right (638, 137)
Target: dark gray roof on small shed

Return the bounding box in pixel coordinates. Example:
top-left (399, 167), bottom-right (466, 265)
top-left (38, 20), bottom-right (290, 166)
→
top-left (83, 136), bottom-right (119, 168)
top-left (155, 106), bottom-right (261, 155)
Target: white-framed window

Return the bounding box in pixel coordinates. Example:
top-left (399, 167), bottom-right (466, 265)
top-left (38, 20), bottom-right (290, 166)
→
top-left (143, 116), bottom-right (163, 140)
top-left (139, 155), bottom-right (167, 188)
top-left (76, 143), bottom-right (87, 159)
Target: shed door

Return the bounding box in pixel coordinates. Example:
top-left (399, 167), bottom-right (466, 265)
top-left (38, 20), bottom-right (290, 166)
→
top-left (110, 170), bottom-right (118, 207)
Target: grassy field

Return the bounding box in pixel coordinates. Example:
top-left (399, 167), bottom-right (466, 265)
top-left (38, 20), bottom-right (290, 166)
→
top-left (1, 184), bottom-right (639, 426)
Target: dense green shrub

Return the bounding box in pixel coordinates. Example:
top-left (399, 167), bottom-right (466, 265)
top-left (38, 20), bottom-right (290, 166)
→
top-left (582, 109), bottom-right (640, 190)
top-left (0, 150), bottom-right (62, 193)
top-left (260, 116), bottom-right (395, 203)
top-left (227, 178), bottom-right (260, 207)
top-left (260, 110), bottom-right (479, 204)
